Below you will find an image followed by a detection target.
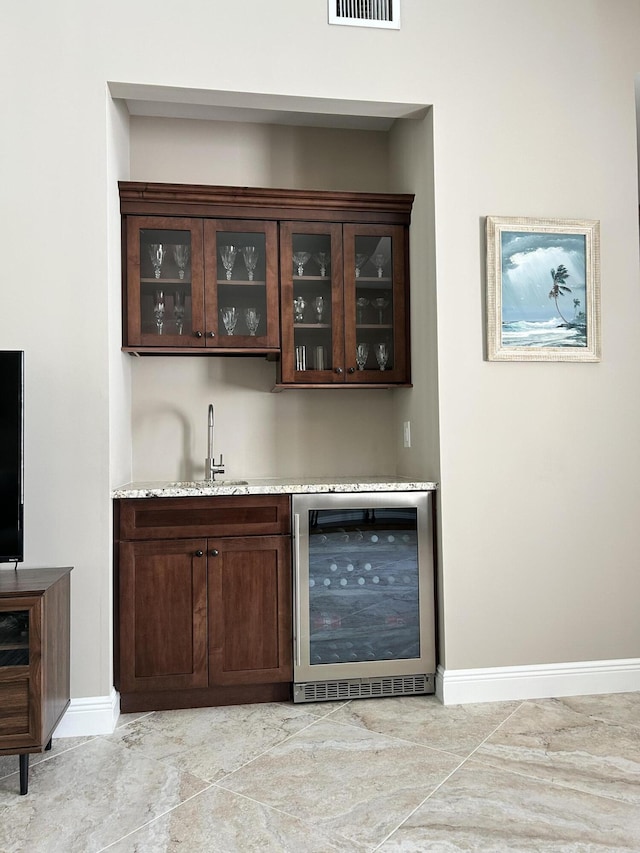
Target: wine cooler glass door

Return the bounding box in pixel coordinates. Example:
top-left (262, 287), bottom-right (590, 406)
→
top-left (293, 492), bottom-right (435, 683)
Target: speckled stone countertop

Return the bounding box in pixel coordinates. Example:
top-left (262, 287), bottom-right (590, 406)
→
top-left (111, 476), bottom-right (438, 499)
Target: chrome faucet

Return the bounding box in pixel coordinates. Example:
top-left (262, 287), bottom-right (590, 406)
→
top-left (205, 403), bottom-right (225, 481)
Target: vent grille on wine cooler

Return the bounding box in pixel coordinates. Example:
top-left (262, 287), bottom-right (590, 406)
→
top-left (294, 674), bottom-right (433, 703)
top-left (328, 0), bottom-right (400, 29)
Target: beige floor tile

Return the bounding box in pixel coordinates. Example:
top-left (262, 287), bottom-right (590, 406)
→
top-left (379, 761), bottom-right (640, 851)
top-left (0, 735), bottom-right (94, 785)
top-left (325, 694), bottom-right (522, 755)
top-left (217, 717), bottom-right (461, 848)
top-left (557, 691), bottom-right (640, 730)
top-left (0, 737), bottom-right (206, 853)
top-left (474, 697), bottom-right (640, 804)
top-left (105, 785), bottom-right (368, 852)
top-left (106, 702), bottom-right (318, 783)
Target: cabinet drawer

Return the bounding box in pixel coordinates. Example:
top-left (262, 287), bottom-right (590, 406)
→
top-left (118, 495), bottom-right (291, 540)
top-left (0, 674), bottom-right (30, 737)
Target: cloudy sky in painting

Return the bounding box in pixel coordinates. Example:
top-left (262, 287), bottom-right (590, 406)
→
top-left (500, 230), bottom-right (586, 323)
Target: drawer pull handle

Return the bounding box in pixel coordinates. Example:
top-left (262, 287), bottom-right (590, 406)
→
top-left (348, 366), bottom-right (355, 374)
top-left (335, 366), bottom-right (343, 375)
top-left (210, 549), bottom-right (219, 557)
top-left (194, 330), bottom-right (203, 338)
top-left (194, 550), bottom-right (204, 557)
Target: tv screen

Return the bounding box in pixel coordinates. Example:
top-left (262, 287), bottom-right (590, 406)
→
top-left (0, 351), bottom-right (24, 563)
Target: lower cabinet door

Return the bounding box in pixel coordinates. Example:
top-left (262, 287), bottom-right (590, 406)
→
top-left (207, 536), bottom-right (292, 685)
top-left (119, 539), bottom-right (209, 692)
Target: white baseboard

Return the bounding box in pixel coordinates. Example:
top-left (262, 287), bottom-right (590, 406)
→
top-left (54, 689), bottom-right (121, 738)
top-left (436, 658), bottom-right (640, 705)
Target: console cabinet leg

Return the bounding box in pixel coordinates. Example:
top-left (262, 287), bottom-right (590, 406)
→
top-left (19, 754), bottom-right (29, 795)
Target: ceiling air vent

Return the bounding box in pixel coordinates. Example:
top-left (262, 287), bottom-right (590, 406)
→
top-left (329, 0), bottom-right (400, 29)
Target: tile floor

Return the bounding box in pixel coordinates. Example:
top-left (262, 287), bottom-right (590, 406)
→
top-left (1, 691), bottom-right (640, 851)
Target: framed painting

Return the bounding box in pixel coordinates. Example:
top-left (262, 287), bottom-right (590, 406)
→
top-left (486, 216), bottom-right (600, 361)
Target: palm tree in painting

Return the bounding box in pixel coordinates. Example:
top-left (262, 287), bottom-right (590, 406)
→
top-left (548, 264), bottom-right (572, 323)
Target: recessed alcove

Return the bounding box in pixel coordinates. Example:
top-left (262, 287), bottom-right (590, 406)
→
top-left (108, 83), bottom-right (438, 487)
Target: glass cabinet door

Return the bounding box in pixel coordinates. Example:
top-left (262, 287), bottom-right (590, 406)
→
top-left (279, 221), bottom-right (343, 383)
top-left (343, 224), bottom-right (408, 383)
top-left (0, 608), bottom-right (30, 667)
top-left (125, 217), bottom-right (205, 348)
top-left (203, 220), bottom-right (278, 349)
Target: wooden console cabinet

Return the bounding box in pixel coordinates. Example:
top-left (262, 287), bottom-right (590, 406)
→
top-left (114, 496), bottom-right (292, 712)
top-left (0, 567), bottom-right (71, 794)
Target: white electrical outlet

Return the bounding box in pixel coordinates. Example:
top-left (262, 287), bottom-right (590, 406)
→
top-left (403, 421), bottom-right (411, 448)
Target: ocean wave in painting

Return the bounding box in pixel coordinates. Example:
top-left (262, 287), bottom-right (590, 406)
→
top-left (502, 318), bottom-right (587, 348)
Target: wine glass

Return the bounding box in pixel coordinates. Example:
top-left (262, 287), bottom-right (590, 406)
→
top-left (373, 253), bottom-right (388, 278)
top-left (173, 245), bottom-right (190, 280)
top-left (314, 296), bottom-right (324, 323)
top-left (292, 251), bottom-right (311, 277)
top-left (355, 253), bottom-right (369, 278)
top-left (153, 289), bottom-right (165, 334)
top-left (293, 296), bottom-right (306, 323)
top-left (219, 246), bottom-right (237, 280)
top-left (173, 288), bottom-right (185, 335)
top-left (355, 342), bottom-right (369, 371)
top-left (149, 244), bottom-right (164, 279)
top-left (356, 297), bottom-right (369, 324)
top-left (314, 252), bottom-right (329, 277)
top-left (372, 296), bottom-right (389, 324)
top-left (242, 246), bottom-right (258, 281)
top-left (220, 306), bottom-right (238, 335)
top-left (375, 342), bottom-right (389, 371)
top-left (245, 307), bottom-right (260, 335)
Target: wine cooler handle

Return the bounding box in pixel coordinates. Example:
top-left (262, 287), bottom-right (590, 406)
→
top-left (293, 512), bottom-right (301, 668)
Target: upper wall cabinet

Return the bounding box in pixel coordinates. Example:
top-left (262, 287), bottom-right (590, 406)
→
top-left (119, 182), bottom-right (413, 386)
top-left (122, 215), bottom-right (279, 353)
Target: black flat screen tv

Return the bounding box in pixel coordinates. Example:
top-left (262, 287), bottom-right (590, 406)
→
top-left (0, 351), bottom-right (24, 563)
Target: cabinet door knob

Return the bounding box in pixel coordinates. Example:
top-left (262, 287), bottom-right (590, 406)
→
top-left (207, 331), bottom-right (215, 338)
top-left (335, 367), bottom-right (343, 375)
top-left (194, 331), bottom-right (203, 338)
top-left (194, 550), bottom-right (204, 557)
top-left (348, 366), bottom-right (356, 374)
top-left (210, 549), bottom-right (219, 557)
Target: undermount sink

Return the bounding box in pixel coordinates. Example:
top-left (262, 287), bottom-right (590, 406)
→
top-left (167, 480), bottom-right (249, 488)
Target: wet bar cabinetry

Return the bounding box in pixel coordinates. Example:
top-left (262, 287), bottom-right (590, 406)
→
top-left (114, 496), bottom-right (292, 712)
top-left (119, 183), bottom-right (413, 387)
top-left (0, 567), bottom-right (71, 794)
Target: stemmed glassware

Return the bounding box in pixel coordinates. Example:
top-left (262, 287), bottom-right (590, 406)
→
top-left (314, 296), bottom-right (324, 323)
top-left (153, 290), bottom-right (165, 334)
top-left (149, 244), bottom-right (165, 279)
top-left (375, 342), bottom-right (389, 371)
top-left (356, 297), bottom-right (369, 324)
top-left (293, 296), bottom-right (306, 323)
top-left (373, 253), bottom-right (388, 278)
top-left (245, 307), bottom-right (260, 335)
top-left (173, 245), bottom-right (190, 280)
top-left (355, 253), bottom-right (369, 278)
top-left (219, 246), bottom-right (238, 280)
top-left (173, 288), bottom-right (185, 335)
top-left (355, 342), bottom-right (369, 371)
top-left (314, 252), bottom-right (329, 277)
top-left (292, 251), bottom-right (311, 277)
top-left (242, 246), bottom-right (258, 281)
top-left (220, 306), bottom-right (238, 335)
top-left (372, 296), bottom-right (389, 324)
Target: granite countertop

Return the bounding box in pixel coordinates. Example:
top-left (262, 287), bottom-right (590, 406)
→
top-left (111, 476), bottom-right (438, 499)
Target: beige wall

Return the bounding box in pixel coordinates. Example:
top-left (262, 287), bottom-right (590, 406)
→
top-left (2, 0), bottom-right (640, 703)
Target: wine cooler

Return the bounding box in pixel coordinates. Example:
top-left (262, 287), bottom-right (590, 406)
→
top-left (292, 491), bottom-right (436, 703)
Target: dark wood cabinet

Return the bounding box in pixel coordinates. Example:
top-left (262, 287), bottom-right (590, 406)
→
top-left (278, 220), bottom-right (410, 386)
top-left (114, 496), bottom-right (292, 712)
top-left (0, 567), bottom-right (71, 794)
top-left (119, 182), bottom-right (413, 387)
top-left (122, 214), bottom-right (279, 353)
